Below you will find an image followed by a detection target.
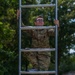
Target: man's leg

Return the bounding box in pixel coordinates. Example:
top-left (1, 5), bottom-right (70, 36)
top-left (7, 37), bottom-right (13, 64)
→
top-left (37, 52), bottom-right (51, 75)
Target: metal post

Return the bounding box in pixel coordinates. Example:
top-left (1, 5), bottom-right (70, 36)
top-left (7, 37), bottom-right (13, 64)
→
top-left (55, 0), bottom-right (58, 20)
top-left (55, 25), bottom-right (58, 75)
top-left (55, 0), bottom-right (58, 75)
top-left (19, 0), bottom-right (22, 75)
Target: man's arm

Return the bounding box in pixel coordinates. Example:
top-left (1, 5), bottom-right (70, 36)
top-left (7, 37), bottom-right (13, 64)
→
top-left (54, 20), bottom-right (59, 27)
top-left (47, 20), bottom-right (59, 36)
top-left (17, 9), bottom-right (20, 20)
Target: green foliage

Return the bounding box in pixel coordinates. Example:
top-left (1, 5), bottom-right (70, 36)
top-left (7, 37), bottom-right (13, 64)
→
top-left (59, 53), bottom-right (75, 74)
top-left (58, 0), bottom-right (75, 58)
top-left (0, 21), bottom-right (18, 75)
top-left (0, 0), bottom-right (18, 75)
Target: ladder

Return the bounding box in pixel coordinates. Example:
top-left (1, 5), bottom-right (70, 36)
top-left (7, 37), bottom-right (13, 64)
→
top-left (19, 0), bottom-right (58, 75)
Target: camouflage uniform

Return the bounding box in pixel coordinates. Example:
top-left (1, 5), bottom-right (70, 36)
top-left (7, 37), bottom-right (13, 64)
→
top-left (27, 29), bottom-right (54, 72)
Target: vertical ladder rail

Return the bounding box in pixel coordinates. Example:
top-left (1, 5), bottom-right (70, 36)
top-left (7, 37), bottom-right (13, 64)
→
top-left (19, 0), bottom-right (21, 75)
top-left (55, 0), bottom-right (58, 20)
top-left (55, 25), bottom-right (58, 75)
top-left (55, 0), bottom-right (58, 74)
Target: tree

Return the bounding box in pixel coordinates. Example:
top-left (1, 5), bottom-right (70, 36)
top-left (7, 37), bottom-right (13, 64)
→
top-left (0, 0), bottom-right (18, 75)
top-left (58, 0), bottom-right (75, 74)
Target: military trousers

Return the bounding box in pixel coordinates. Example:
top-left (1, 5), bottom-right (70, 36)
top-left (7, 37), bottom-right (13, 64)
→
top-left (27, 52), bottom-right (51, 72)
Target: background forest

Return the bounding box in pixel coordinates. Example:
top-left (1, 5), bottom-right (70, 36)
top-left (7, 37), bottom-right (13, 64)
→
top-left (0, 0), bottom-right (75, 75)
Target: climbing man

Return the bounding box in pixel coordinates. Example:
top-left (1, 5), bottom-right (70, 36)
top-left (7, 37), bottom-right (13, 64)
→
top-left (27, 15), bottom-right (59, 73)
top-left (17, 10), bottom-right (59, 75)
